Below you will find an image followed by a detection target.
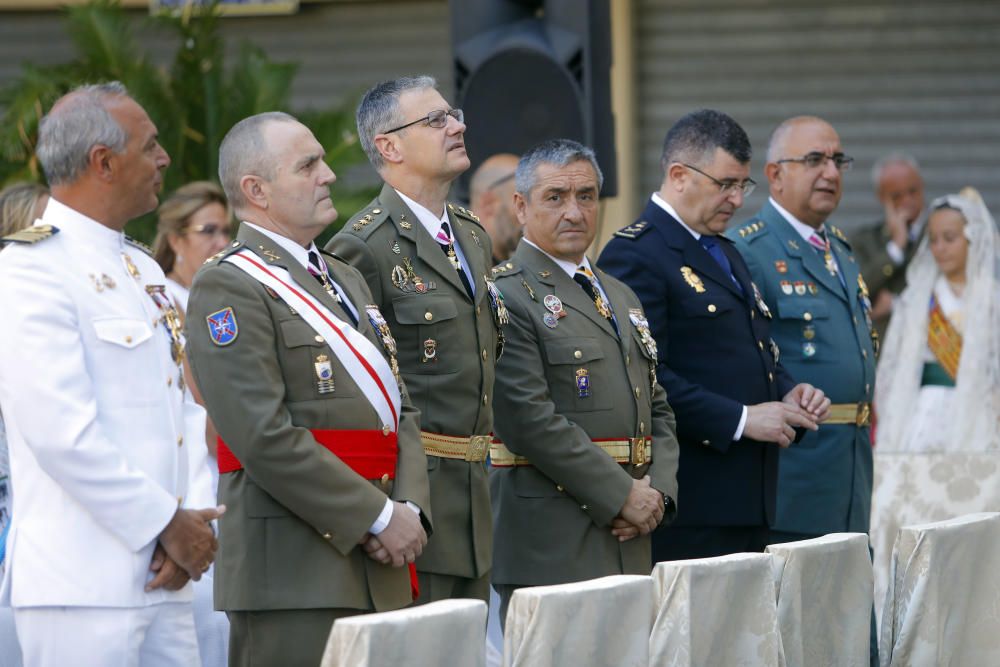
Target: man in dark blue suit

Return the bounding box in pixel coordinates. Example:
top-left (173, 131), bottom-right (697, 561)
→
top-left (598, 109), bottom-right (830, 561)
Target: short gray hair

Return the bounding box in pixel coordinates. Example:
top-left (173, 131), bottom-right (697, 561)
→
top-left (356, 75), bottom-right (437, 172)
top-left (218, 111), bottom-right (298, 211)
top-left (36, 82), bottom-right (130, 186)
top-left (871, 152), bottom-right (920, 189)
top-left (515, 139), bottom-right (604, 198)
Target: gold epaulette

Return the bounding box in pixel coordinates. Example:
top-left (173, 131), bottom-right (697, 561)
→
top-left (349, 205), bottom-right (391, 235)
top-left (125, 235), bottom-right (153, 256)
top-left (613, 220), bottom-right (649, 239)
top-left (2, 224), bottom-right (59, 245)
top-left (736, 220), bottom-right (766, 239)
top-left (448, 203), bottom-right (481, 224)
top-left (491, 260), bottom-right (519, 277)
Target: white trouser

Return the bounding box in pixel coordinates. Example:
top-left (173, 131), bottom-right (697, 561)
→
top-left (14, 603), bottom-right (200, 667)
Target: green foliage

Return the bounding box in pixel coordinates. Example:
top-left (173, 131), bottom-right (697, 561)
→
top-left (0, 0), bottom-right (375, 243)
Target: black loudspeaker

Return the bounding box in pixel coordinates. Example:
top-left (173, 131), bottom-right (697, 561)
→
top-left (450, 0), bottom-right (617, 199)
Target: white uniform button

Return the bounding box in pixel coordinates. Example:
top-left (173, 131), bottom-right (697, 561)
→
top-left (768, 372), bottom-right (774, 382)
top-left (803, 312), bottom-right (813, 322)
top-left (124, 335), bottom-right (133, 344)
top-left (177, 436), bottom-right (183, 447)
top-left (483, 393), bottom-right (489, 405)
top-left (476, 306), bottom-right (481, 315)
top-left (424, 312), bottom-right (433, 321)
top-left (314, 335), bottom-right (324, 344)
top-left (574, 350), bottom-right (582, 359)
top-left (382, 424), bottom-right (391, 436)
top-left (862, 349), bottom-right (868, 358)
top-left (702, 439), bottom-right (711, 446)
top-left (322, 532), bottom-right (333, 540)
top-left (482, 348), bottom-right (488, 362)
top-left (556, 484), bottom-right (564, 492)
top-left (707, 304), bottom-right (717, 313)
top-left (634, 386), bottom-right (641, 398)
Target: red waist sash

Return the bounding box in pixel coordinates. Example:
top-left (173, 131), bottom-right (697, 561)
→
top-left (217, 429), bottom-right (418, 599)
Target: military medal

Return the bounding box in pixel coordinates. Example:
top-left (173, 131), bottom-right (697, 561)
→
top-left (807, 282), bottom-right (818, 295)
top-left (542, 312), bottom-right (559, 329)
top-left (628, 308), bottom-right (658, 360)
top-left (802, 324), bottom-right (816, 341)
top-left (365, 305), bottom-right (401, 384)
top-left (774, 260), bottom-right (788, 274)
top-left (680, 266), bottom-right (706, 293)
top-left (422, 338), bottom-right (437, 363)
top-left (794, 281), bottom-right (806, 296)
top-left (121, 252), bottom-right (141, 280)
top-left (543, 294), bottom-right (566, 319)
top-left (751, 282), bottom-right (772, 319)
top-left (314, 354), bottom-right (335, 394)
top-left (575, 368), bottom-right (591, 398)
top-left (402, 258), bottom-right (430, 293)
top-left (803, 341), bottom-right (817, 358)
top-left (769, 338), bottom-right (781, 364)
top-left (391, 265), bottom-right (408, 291)
top-left (780, 280), bottom-right (793, 295)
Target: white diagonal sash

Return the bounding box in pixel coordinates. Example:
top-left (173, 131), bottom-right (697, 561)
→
top-left (224, 250), bottom-right (400, 430)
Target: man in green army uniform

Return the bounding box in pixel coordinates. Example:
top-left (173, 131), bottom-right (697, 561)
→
top-left (327, 76), bottom-right (501, 603)
top-left (186, 112), bottom-right (431, 666)
top-left (848, 154), bottom-right (927, 337)
top-left (489, 139), bottom-right (679, 626)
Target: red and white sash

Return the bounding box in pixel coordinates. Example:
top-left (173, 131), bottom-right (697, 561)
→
top-left (223, 249), bottom-right (400, 430)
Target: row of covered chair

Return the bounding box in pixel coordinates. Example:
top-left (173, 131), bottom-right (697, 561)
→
top-left (320, 513), bottom-right (1000, 667)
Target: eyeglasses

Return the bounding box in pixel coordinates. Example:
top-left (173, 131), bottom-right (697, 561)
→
top-left (681, 163), bottom-right (756, 197)
top-left (189, 223), bottom-right (232, 239)
top-left (775, 152), bottom-right (854, 171)
top-left (383, 108), bottom-right (464, 135)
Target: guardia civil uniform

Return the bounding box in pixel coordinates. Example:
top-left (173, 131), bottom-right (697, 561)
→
top-left (185, 223), bottom-right (432, 666)
top-left (0, 198), bottom-right (215, 666)
top-left (326, 184), bottom-right (501, 602)
top-left (489, 241), bottom-right (679, 620)
top-left (728, 199), bottom-right (877, 538)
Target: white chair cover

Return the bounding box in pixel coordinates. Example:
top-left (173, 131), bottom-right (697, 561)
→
top-left (320, 599), bottom-right (487, 667)
top-left (503, 575), bottom-right (653, 667)
top-left (650, 552), bottom-right (784, 667)
top-left (766, 533), bottom-right (873, 667)
top-left (880, 512), bottom-right (1000, 666)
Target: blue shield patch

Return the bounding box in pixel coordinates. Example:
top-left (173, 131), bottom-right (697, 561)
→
top-left (206, 307), bottom-right (238, 346)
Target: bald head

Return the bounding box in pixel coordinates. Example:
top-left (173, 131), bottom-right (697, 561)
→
top-left (765, 116), bottom-right (845, 227)
top-left (470, 153), bottom-right (521, 262)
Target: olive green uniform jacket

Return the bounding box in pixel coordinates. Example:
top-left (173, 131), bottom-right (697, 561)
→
top-left (326, 184), bottom-right (500, 580)
top-left (186, 224), bottom-right (431, 613)
top-left (490, 242), bottom-right (680, 586)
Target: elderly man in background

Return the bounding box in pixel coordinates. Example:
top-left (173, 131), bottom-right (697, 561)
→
top-left (186, 112), bottom-right (431, 666)
top-left (469, 153), bottom-right (521, 264)
top-left (849, 153), bottom-right (927, 335)
top-left (0, 82), bottom-right (221, 667)
top-left (328, 76), bottom-right (503, 605)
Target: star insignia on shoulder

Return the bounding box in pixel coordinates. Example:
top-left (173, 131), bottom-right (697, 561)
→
top-left (737, 221), bottom-right (765, 239)
top-left (2, 224), bottom-right (59, 245)
top-left (491, 261), bottom-right (516, 276)
top-left (613, 220), bottom-right (649, 239)
top-left (829, 225), bottom-right (849, 243)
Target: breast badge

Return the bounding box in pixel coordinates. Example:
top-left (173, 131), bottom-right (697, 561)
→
top-left (794, 281), bottom-right (806, 296)
top-left (314, 355), bottom-right (335, 394)
top-left (89, 273), bottom-right (116, 292)
top-left (803, 341), bottom-right (817, 358)
top-left (422, 338), bottom-right (437, 363)
top-left (206, 306), bottom-right (238, 346)
top-left (774, 260), bottom-right (788, 274)
top-left (543, 294), bottom-right (566, 319)
top-left (575, 368), bottom-right (591, 398)
top-left (780, 280), bottom-right (793, 295)
top-left (680, 266), bottom-right (706, 293)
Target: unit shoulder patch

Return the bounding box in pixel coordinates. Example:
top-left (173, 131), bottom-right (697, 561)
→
top-left (1, 224), bottom-right (59, 245)
top-left (613, 220), bottom-right (650, 240)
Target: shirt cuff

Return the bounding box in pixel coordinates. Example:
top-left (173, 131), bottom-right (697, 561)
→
top-left (368, 499), bottom-right (421, 535)
top-left (886, 241), bottom-right (905, 265)
top-left (733, 405), bottom-right (748, 441)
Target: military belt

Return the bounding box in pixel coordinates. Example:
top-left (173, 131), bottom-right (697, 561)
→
top-left (489, 437), bottom-right (653, 468)
top-left (421, 432), bottom-right (491, 462)
top-left (825, 402), bottom-right (872, 427)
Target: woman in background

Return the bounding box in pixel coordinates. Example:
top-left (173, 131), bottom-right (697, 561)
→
top-left (0, 181), bottom-right (48, 667)
top-left (152, 181), bottom-right (232, 667)
top-left (871, 188), bottom-right (1000, 615)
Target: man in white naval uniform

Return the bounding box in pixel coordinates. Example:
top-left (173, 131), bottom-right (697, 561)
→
top-left (0, 83), bottom-right (222, 667)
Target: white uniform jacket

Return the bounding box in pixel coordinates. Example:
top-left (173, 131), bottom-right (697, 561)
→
top-left (0, 198), bottom-right (214, 608)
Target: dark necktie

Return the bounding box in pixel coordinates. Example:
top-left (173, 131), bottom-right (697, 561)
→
top-left (436, 221), bottom-right (474, 298)
top-left (699, 235), bottom-right (742, 292)
top-left (307, 250), bottom-right (357, 326)
top-left (573, 267), bottom-right (618, 335)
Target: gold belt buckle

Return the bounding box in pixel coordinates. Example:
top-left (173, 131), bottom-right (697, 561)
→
top-left (630, 437), bottom-right (647, 466)
top-left (466, 435), bottom-right (490, 462)
top-left (856, 403), bottom-right (871, 427)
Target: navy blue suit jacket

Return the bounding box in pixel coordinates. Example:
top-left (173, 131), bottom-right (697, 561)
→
top-left (598, 198), bottom-right (797, 528)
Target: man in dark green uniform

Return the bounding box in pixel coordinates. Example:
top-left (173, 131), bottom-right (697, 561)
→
top-left (849, 154), bottom-right (927, 336)
top-left (186, 112), bottom-right (431, 666)
top-left (327, 76), bottom-right (501, 604)
top-left (489, 139), bottom-right (679, 626)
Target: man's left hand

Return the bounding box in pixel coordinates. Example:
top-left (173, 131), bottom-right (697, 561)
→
top-left (783, 383), bottom-right (830, 423)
